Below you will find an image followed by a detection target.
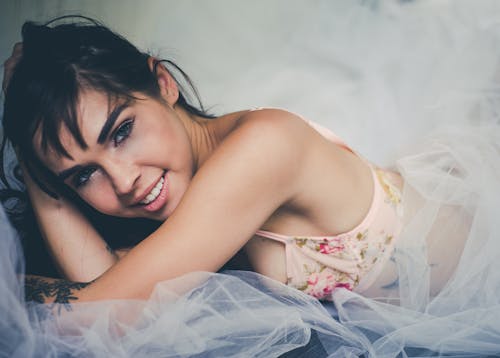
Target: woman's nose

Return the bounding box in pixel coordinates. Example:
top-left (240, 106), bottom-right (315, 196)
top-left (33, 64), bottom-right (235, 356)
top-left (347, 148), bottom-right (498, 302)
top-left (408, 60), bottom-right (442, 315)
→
top-left (107, 162), bottom-right (140, 197)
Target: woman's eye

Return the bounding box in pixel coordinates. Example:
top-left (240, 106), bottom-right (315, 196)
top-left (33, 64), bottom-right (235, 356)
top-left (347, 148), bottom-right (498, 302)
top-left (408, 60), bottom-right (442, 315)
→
top-left (113, 118), bottom-right (134, 146)
top-left (73, 167), bottom-right (96, 188)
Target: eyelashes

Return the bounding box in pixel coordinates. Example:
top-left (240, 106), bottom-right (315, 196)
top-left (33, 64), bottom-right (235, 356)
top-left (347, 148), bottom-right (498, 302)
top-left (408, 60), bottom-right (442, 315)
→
top-left (113, 117), bottom-right (135, 146)
top-left (72, 117), bottom-right (135, 188)
top-left (73, 166), bottom-right (97, 188)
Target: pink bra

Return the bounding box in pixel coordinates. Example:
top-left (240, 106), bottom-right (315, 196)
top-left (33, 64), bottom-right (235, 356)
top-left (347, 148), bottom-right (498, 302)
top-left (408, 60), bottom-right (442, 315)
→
top-left (255, 121), bottom-right (403, 300)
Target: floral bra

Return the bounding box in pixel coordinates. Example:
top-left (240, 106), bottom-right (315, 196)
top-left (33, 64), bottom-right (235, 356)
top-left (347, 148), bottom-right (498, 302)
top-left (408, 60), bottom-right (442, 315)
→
top-left (255, 121), bottom-right (403, 300)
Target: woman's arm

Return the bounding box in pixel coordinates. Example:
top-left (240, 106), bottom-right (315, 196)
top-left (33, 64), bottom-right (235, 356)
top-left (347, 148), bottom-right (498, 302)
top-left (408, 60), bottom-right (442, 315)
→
top-left (24, 274), bottom-right (91, 307)
top-left (51, 109), bottom-right (311, 303)
top-left (23, 168), bottom-right (119, 282)
top-left (76, 110), bottom-right (312, 301)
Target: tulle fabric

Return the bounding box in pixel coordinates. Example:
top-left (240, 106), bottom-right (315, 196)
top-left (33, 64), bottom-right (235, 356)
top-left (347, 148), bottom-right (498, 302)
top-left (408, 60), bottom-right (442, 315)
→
top-left (330, 122), bottom-right (500, 357)
top-left (3, 1), bottom-right (500, 357)
top-left (0, 217), bottom-right (362, 357)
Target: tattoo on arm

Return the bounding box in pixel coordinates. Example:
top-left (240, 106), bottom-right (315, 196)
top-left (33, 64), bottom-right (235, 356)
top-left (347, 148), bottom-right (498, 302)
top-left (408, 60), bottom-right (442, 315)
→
top-left (24, 276), bottom-right (91, 312)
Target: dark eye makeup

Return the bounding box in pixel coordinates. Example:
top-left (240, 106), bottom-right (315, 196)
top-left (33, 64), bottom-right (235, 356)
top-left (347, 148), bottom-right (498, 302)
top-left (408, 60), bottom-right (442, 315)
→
top-left (72, 166), bottom-right (97, 188)
top-left (113, 117), bottom-right (135, 146)
top-left (72, 117), bottom-right (135, 188)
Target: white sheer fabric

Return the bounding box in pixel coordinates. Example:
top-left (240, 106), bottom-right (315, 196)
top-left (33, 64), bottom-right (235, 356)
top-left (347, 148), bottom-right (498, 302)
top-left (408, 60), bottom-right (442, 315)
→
top-left (2, 1), bottom-right (500, 357)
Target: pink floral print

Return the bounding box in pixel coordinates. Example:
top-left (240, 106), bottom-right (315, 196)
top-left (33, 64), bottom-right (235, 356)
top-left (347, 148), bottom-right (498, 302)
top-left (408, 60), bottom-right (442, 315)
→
top-left (284, 169), bottom-right (403, 301)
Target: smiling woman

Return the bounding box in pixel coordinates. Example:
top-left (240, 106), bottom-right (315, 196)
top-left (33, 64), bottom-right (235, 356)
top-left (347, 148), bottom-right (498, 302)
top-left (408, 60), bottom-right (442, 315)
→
top-left (36, 88), bottom-right (195, 221)
top-left (4, 16), bottom-right (383, 296)
top-left (2, 9), bottom-right (500, 358)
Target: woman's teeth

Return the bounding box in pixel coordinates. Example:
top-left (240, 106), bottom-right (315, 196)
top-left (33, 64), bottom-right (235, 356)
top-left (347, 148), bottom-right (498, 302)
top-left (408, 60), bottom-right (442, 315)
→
top-left (140, 177), bottom-right (164, 205)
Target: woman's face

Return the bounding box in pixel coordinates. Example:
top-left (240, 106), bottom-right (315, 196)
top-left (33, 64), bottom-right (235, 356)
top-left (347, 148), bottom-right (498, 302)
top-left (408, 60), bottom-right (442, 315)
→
top-left (36, 90), bottom-right (195, 221)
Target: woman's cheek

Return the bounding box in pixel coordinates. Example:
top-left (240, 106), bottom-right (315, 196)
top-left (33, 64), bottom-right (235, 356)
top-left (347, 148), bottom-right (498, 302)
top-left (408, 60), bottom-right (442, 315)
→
top-left (81, 182), bottom-right (117, 213)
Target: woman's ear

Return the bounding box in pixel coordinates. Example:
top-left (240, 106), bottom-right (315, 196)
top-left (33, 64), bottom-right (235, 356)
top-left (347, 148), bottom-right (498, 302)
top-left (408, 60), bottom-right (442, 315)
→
top-left (147, 57), bottom-right (179, 106)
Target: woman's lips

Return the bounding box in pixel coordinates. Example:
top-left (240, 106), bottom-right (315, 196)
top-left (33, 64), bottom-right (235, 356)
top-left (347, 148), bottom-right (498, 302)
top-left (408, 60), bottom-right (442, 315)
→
top-left (142, 171), bottom-right (169, 212)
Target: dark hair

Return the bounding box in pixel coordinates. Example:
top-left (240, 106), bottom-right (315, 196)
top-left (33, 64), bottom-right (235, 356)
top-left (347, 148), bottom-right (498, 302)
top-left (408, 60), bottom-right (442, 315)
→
top-left (1, 16), bottom-right (213, 274)
top-left (3, 15), bottom-right (213, 197)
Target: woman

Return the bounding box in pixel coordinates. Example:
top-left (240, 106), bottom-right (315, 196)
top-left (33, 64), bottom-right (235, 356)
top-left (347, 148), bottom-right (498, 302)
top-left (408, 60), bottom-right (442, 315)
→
top-left (2, 13), bottom-right (500, 357)
top-left (3, 16), bottom-right (405, 303)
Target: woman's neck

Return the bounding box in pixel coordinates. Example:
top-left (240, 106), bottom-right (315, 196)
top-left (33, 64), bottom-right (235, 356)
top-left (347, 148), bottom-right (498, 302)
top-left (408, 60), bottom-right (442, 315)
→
top-left (175, 106), bottom-right (250, 171)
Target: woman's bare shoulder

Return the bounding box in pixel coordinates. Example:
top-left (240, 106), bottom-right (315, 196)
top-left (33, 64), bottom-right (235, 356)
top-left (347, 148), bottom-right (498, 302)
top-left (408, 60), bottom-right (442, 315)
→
top-left (203, 108), bottom-right (311, 184)
top-left (237, 107), bottom-right (306, 127)
top-left (224, 108), bottom-right (315, 148)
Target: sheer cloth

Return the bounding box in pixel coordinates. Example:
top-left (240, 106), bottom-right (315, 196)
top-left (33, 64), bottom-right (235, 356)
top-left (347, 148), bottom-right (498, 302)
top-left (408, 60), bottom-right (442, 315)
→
top-left (2, 1), bottom-right (500, 357)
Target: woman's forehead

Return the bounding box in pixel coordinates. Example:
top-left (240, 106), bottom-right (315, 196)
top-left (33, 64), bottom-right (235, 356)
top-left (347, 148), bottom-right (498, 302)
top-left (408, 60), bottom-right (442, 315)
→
top-left (79, 90), bottom-right (116, 125)
top-left (34, 89), bottom-right (143, 171)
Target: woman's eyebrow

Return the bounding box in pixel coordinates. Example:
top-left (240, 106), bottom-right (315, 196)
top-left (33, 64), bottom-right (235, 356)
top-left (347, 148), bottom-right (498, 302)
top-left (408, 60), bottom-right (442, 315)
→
top-left (57, 99), bottom-right (134, 180)
top-left (96, 100), bottom-right (132, 144)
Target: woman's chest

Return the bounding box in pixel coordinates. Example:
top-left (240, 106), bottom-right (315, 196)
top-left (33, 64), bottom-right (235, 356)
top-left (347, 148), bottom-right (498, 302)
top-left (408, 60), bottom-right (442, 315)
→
top-left (243, 199), bottom-right (365, 284)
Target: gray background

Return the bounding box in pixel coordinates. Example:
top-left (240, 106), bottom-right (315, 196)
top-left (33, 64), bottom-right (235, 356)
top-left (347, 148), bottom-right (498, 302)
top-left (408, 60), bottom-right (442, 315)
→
top-left (1, 0), bottom-right (499, 165)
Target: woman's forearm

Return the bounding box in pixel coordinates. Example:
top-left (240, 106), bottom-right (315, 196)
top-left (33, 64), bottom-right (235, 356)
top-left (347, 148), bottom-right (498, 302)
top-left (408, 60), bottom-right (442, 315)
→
top-left (24, 171), bottom-right (118, 282)
top-left (24, 274), bottom-right (92, 308)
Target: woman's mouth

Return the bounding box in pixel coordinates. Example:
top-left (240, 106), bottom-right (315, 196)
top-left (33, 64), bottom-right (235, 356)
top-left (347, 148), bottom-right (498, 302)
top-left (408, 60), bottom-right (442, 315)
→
top-left (140, 177), bottom-right (164, 204)
top-left (140, 171), bottom-right (168, 212)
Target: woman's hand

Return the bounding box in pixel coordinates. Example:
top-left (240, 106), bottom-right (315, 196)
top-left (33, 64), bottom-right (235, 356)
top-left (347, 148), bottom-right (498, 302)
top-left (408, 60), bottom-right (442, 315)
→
top-left (2, 42), bottom-right (23, 93)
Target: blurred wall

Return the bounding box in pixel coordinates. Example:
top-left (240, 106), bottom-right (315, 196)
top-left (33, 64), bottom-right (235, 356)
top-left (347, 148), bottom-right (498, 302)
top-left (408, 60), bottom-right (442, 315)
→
top-left (0, 0), bottom-right (348, 115)
top-left (2, 0), bottom-right (500, 164)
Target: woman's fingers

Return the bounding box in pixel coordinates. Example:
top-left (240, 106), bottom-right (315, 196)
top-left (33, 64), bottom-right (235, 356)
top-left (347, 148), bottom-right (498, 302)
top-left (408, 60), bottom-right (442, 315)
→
top-left (2, 42), bottom-right (23, 92)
